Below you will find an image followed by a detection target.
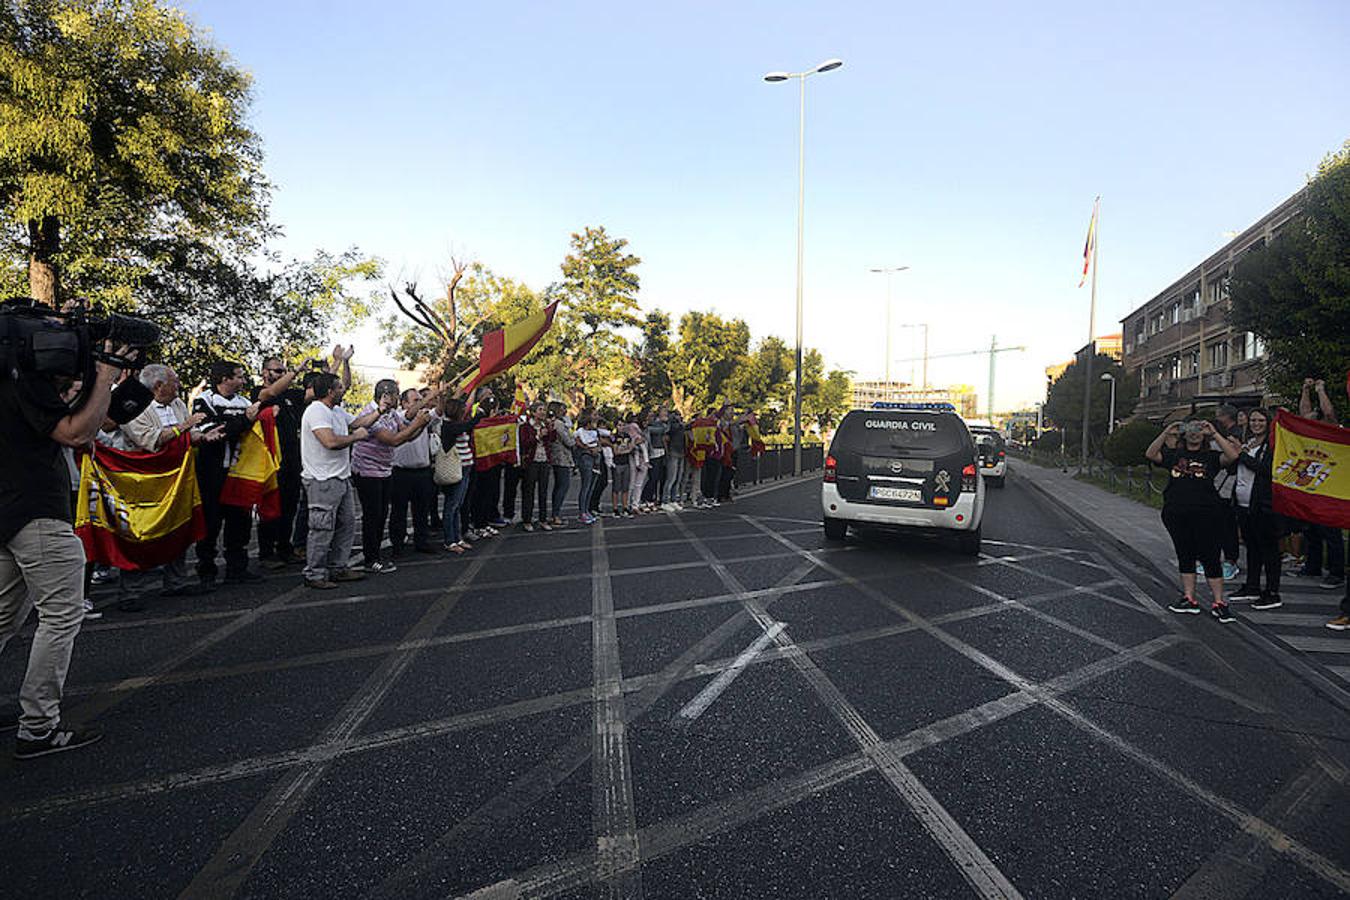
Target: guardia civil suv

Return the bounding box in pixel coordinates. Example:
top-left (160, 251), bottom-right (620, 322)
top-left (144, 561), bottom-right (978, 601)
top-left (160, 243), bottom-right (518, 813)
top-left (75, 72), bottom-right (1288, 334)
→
top-left (821, 403), bottom-right (985, 554)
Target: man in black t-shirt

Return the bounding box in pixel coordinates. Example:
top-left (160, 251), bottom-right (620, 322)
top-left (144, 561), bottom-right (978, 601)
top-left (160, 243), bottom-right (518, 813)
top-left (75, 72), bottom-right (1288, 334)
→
top-left (193, 361), bottom-right (261, 584)
top-left (0, 353), bottom-right (121, 758)
top-left (251, 355), bottom-right (315, 568)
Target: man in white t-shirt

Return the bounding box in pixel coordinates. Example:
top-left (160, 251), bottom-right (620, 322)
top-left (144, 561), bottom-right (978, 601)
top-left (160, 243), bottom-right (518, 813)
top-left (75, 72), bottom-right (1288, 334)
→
top-left (299, 373), bottom-right (378, 589)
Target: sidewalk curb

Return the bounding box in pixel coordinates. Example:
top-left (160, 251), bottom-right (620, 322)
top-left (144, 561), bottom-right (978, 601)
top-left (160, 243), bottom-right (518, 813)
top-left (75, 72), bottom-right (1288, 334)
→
top-left (1014, 464), bottom-right (1350, 714)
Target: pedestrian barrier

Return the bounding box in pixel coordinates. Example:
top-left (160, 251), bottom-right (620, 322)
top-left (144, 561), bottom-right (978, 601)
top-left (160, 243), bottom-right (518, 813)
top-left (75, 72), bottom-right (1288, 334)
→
top-left (1015, 448), bottom-right (1167, 504)
top-left (738, 444), bottom-right (824, 486)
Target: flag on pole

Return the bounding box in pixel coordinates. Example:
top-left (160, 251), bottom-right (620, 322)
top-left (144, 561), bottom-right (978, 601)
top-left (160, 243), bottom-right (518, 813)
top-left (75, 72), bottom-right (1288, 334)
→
top-left (459, 301), bottom-right (560, 394)
top-left (1271, 410), bottom-right (1350, 529)
top-left (74, 433), bottom-right (206, 570)
top-left (220, 406), bottom-right (282, 521)
top-left (472, 414), bottom-right (520, 471)
top-left (1078, 196), bottom-right (1100, 288)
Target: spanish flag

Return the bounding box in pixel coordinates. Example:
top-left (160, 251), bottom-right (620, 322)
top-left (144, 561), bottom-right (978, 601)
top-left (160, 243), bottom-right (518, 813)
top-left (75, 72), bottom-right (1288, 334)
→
top-left (75, 434), bottom-right (206, 570)
top-left (1078, 196), bottom-right (1099, 288)
top-left (472, 414), bottom-right (520, 471)
top-left (688, 416), bottom-right (717, 468)
top-left (220, 406), bottom-right (281, 521)
top-left (510, 384), bottom-right (528, 416)
top-left (1271, 410), bottom-right (1350, 529)
top-left (460, 301), bottom-right (560, 394)
top-left (745, 415), bottom-right (767, 458)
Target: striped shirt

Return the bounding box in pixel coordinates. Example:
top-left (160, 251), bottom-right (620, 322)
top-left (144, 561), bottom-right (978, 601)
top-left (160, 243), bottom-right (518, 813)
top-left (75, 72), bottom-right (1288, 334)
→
top-left (350, 402), bottom-right (400, 478)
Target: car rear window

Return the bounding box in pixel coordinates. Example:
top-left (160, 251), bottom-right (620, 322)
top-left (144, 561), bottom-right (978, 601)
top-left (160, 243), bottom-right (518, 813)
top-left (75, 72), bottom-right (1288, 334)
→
top-left (972, 429), bottom-right (1006, 449)
top-left (833, 411), bottom-right (971, 456)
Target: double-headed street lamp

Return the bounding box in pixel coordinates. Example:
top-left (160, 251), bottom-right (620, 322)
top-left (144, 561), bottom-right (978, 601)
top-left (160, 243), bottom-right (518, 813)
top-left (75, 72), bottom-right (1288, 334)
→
top-left (764, 57), bottom-right (843, 476)
top-left (868, 266), bottom-right (909, 392)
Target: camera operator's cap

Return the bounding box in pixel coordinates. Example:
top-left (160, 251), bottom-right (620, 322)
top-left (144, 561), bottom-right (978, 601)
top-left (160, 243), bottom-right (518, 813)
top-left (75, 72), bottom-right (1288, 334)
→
top-left (107, 377), bottom-right (155, 425)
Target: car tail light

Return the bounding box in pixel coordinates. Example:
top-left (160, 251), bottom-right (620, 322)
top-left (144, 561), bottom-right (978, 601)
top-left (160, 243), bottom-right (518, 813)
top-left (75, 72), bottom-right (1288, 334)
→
top-left (824, 455), bottom-right (837, 483)
top-left (961, 463), bottom-right (977, 492)
top-left (998, 450), bottom-right (1005, 459)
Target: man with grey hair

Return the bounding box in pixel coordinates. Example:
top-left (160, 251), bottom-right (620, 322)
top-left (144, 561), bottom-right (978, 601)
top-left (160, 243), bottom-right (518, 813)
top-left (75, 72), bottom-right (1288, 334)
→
top-left (117, 364), bottom-right (219, 608)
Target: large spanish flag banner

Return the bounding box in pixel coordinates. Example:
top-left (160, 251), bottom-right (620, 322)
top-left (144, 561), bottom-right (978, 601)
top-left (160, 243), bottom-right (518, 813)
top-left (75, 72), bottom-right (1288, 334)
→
top-left (459, 301), bottom-right (560, 394)
top-left (1271, 410), bottom-right (1350, 529)
top-left (220, 405), bottom-right (281, 521)
top-left (472, 414), bottom-right (520, 471)
top-left (75, 433), bottom-right (205, 570)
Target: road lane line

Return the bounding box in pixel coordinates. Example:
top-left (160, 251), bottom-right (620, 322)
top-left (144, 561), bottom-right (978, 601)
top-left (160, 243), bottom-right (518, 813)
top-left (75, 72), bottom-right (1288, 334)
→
top-left (177, 542), bottom-right (501, 900)
top-left (677, 622), bottom-right (786, 722)
top-left (588, 521), bottom-right (643, 898)
top-left (462, 634), bottom-right (1183, 899)
top-left (671, 515), bottom-right (1023, 900)
top-left (369, 539), bottom-right (820, 897)
top-left (741, 513), bottom-right (1350, 896)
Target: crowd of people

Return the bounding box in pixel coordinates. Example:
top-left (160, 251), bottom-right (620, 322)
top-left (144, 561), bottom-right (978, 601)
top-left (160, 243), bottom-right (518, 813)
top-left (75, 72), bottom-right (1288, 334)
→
top-left (80, 349), bottom-right (765, 592)
top-left (1147, 377), bottom-right (1349, 631)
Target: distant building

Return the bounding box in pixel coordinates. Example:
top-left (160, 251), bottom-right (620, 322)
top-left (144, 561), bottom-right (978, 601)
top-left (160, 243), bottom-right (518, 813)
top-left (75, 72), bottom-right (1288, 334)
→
top-left (1120, 190), bottom-right (1302, 419)
top-left (1045, 333), bottom-right (1122, 388)
top-left (851, 381), bottom-right (979, 419)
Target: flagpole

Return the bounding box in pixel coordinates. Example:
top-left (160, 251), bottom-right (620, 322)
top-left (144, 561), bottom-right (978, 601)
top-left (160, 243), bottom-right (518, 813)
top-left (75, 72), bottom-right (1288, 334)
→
top-left (1079, 198), bottom-right (1100, 468)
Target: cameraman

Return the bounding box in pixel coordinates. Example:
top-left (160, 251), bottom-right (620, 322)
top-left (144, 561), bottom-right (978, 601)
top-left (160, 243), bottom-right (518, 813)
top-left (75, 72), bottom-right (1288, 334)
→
top-left (0, 342), bottom-right (123, 758)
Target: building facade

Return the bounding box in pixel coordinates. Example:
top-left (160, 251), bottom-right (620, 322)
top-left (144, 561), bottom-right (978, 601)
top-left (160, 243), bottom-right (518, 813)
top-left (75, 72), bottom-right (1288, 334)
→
top-left (1045, 333), bottom-right (1123, 387)
top-left (851, 381), bottom-right (979, 419)
top-left (1120, 190), bottom-right (1303, 420)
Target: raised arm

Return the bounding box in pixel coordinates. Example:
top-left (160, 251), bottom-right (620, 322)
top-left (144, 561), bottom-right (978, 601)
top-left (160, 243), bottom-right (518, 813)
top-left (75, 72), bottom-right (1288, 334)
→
top-left (313, 425), bottom-right (368, 450)
top-left (49, 357), bottom-right (121, 448)
top-left (1145, 422), bottom-right (1179, 465)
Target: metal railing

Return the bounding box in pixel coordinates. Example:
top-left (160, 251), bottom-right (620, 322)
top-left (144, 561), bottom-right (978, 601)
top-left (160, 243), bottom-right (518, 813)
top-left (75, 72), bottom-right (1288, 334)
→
top-left (737, 444), bottom-right (824, 486)
top-left (1015, 447), bottom-right (1167, 502)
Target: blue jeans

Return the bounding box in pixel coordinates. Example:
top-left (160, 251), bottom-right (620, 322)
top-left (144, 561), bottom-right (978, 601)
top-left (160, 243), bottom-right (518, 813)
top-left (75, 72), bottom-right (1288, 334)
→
top-left (576, 454), bottom-right (596, 519)
top-left (551, 464), bottom-right (571, 520)
top-left (441, 476), bottom-right (471, 545)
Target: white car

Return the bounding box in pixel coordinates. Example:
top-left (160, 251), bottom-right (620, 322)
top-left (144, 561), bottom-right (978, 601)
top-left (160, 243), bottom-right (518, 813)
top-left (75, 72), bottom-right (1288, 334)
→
top-left (969, 426), bottom-right (1007, 488)
top-left (821, 403), bottom-right (986, 555)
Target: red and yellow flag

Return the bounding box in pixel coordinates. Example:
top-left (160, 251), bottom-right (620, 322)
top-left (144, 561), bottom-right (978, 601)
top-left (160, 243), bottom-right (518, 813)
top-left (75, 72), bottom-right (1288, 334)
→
top-left (688, 416), bottom-right (717, 468)
top-left (220, 406), bottom-right (281, 521)
top-left (460, 301), bottom-right (560, 395)
top-left (1271, 410), bottom-right (1350, 529)
top-left (75, 433), bottom-right (206, 570)
top-left (472, 414), bottom-right (520, 471)
top-left (510, 384), bottom-right (528, 416)
top-left (1078, 196), bottom-right (1099, 288)
top-left (745, 415), bottom-right (766, 458)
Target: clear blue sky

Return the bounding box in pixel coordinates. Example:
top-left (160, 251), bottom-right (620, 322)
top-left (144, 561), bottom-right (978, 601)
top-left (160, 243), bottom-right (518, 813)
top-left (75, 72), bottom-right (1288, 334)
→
top-left (183, 0), bottom-right (1349, 409)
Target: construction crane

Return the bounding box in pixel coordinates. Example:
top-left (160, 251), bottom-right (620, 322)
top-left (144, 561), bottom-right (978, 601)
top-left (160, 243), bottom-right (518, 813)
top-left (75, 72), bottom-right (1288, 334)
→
top-left (892, 336), bottom-right (1026, 420)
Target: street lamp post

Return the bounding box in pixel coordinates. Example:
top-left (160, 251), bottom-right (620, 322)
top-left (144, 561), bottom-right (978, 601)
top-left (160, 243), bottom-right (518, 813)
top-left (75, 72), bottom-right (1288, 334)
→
top-left (899, 323), bottom-right (929, 389)
top-left (764, 58), bottom-right (843, 476)
top-left (1100, 372), bottom-right (1117, 434)
top-left (869, 266), bottom-right (909, 396)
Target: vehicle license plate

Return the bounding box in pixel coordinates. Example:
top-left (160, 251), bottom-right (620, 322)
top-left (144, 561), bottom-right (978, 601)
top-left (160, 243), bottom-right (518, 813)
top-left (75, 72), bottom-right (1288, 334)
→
top-left (869, 486), bottom-right (922, 502)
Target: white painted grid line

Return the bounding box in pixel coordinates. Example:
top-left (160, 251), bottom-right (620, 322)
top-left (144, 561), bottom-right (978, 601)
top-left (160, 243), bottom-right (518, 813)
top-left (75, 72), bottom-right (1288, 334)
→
top-left (677, 622), bottom-right (786, 722)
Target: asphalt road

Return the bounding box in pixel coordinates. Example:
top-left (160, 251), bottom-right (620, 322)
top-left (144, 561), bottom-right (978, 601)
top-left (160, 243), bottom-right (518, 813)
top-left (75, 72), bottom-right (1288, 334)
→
top-left (3, 469), bottom-right (1349, 899)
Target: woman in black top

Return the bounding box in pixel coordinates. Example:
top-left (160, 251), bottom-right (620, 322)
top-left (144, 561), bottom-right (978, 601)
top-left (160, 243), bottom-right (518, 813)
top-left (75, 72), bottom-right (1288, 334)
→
top-left (1229, 409), bottom-right (1282, 609)
top-left (1146, 417), bottom-right (1241, 620)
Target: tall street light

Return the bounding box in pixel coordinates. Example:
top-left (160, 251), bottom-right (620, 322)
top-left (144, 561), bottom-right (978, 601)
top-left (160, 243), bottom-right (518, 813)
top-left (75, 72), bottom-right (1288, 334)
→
top-left (1100, 371), bottom-right (1117, 434)
top-left (764, 57), bottom-right (843, 476)
top-left (869, 265), bottom-right (909, 395)
top-left (899, 322), bottom-right (929, 389)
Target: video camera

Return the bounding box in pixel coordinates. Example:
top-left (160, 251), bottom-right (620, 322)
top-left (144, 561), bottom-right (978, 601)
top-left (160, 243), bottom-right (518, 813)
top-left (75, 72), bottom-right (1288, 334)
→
top-left (0, 298), bottom-right (160, 379)
top-left (1, 298), bottom-right (161, 421)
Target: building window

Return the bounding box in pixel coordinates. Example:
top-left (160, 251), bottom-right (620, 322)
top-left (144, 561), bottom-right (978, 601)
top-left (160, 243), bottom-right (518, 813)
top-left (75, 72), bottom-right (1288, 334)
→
top-left (1169, 354), bottom-right (1184, 380)
top-left (1207, 274), bottom-right (1230, 306)
top-left (1187, 349), bottom-right (1199, 376)
top-left (1168, 302), bottom-right (1181, 325)
top-left (1207, 341), bottom-right (1229, 369)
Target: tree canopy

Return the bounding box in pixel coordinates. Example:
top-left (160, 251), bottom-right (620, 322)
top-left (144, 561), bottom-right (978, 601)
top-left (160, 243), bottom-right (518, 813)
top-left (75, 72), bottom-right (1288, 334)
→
top-left (1230, 141), bottom-right (1350, 417)
top-left (1043, 353), bottom-right (1139, 454)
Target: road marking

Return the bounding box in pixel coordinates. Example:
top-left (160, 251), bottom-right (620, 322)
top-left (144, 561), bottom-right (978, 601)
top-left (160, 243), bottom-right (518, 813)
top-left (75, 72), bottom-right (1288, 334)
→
top-left (671, 515), bottom-right (1023, 900)
top-left (177, 542), bottom-right (501, 900)
top-left (1243, 611), bottom-right (1345, 628)
top-left (739, 513), bottom-right (1350, 896)
top-left (677, 622), bottom-right (786, 721)
top-left (1277, 635), bottom-right (1350, 654)
top-left (462, 634), bottom-right (1182, 899)
top-left (588, 521), bottom-right (643, 898)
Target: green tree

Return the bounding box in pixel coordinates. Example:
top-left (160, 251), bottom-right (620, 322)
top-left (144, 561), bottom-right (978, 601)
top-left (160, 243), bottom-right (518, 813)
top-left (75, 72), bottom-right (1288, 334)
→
top-left (557, 226), bottom-right (642, 404)
top-left (1103, 419), bottom-right (1162, 467)
top-left (626, 310), bottom-right (674, 410)
top-left (722, 335), bottom-right (793, 430)
top-left (669, 310), bottom-right (751, 412)
top-left (1043, 353), bottom-right (1139, 455)
top-left (810, 368), bottom-right (854, 433)
top-left (1230, 141), bottom-right (1350, 418)
top-left (0, 0), bottom-right (269, 304)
